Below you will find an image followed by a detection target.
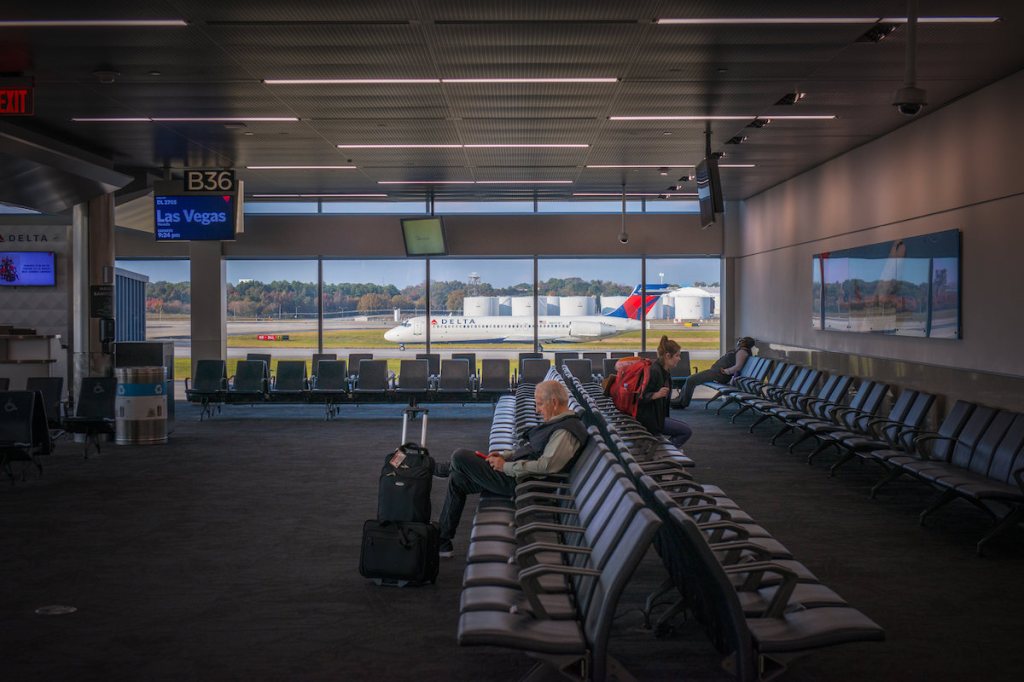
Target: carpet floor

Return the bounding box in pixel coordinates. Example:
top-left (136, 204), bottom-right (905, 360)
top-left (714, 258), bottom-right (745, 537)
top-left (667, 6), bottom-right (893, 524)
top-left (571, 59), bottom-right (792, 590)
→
top-left (2, 399), bottom-right (1022, 681)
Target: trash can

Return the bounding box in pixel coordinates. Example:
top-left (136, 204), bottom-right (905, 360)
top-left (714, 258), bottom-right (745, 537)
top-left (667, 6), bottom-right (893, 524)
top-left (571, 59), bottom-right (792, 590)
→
top-left (115, 366), bottom-right (168, 445)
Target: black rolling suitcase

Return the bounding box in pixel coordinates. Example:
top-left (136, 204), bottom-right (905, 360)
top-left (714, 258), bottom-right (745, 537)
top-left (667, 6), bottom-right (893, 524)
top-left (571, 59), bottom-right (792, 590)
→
top-left (359, 407), bottom-right (439, 586)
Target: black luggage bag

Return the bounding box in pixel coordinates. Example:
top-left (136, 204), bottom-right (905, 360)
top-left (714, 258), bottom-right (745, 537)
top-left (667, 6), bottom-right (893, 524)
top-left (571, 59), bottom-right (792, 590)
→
top-left (377, 441), bottom-right (434, 523)
top-left (359, 519), bottom-right (439, 585)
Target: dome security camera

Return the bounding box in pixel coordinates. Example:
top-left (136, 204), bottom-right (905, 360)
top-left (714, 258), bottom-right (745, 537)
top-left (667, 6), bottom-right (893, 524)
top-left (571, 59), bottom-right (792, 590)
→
top-left (618, 232), bottom-right (629, 244)
top-left (892, 86), bottom-right (927, 116)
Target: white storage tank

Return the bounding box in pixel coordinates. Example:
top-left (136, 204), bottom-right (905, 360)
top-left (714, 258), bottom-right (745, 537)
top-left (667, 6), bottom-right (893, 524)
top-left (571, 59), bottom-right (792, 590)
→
top-left (669, 287), bottom-right (713, 320)
top-left (560, 296), bottom-right (595, 316)
top-left (543, 295), bottom-right (560, 315)
top-left (463, 296), bottom-right (497, 316)
top-left (600, 295), bottom-right (628, 314)
top-left (510, 296), bottom-right (534, 317)
top-left (497, 295), bottom-right (512, 315)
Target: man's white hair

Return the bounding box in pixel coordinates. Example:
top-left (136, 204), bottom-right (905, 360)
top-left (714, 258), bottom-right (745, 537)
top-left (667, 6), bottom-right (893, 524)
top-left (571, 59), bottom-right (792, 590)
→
top-left (535, 380), bottom-right (569, 406)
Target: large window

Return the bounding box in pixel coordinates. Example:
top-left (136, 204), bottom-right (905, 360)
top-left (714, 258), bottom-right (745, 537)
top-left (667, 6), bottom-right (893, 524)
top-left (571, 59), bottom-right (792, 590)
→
top-left (225, 260), bottom-right (318, 376)
top-left (645, 258), bottom-right (722, 372)
top-left (537, 258), bottom-right (642, 356)
top-left (115, 259), bottom-right (190, 394)
top-left (429, 258), bottom-right (535, 362)
top-left (322, 259), bottom-right (426, 376)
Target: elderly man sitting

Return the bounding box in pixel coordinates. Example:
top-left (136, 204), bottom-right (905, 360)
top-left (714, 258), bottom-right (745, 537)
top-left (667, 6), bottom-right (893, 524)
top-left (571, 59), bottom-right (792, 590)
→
top-left (435, 379), bottom-right (588, 558)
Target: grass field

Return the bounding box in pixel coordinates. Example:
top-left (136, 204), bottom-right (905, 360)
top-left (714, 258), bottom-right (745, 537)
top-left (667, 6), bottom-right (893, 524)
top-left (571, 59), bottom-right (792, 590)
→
top-left (174, 357), bottom-right (715, 381)
top-left (225, 328), bottom-right (721, 350)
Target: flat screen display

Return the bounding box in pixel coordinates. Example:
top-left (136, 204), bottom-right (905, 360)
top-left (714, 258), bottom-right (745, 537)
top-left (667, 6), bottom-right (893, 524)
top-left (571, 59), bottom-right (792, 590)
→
top-left (0, 251), bottom-right (56, 287)
top-left (401, 217), bottom-right (448, 256)
top-left (154, 194), bottom-right (237, 241)
top-left (695, 158), bottom-right (723, 228)
top-left (812, 228), bottom-right (960, 338)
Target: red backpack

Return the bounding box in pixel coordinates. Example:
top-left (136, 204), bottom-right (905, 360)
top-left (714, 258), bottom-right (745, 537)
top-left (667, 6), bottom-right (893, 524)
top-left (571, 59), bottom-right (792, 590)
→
top-left (608, 357), bottom-right (652, 418)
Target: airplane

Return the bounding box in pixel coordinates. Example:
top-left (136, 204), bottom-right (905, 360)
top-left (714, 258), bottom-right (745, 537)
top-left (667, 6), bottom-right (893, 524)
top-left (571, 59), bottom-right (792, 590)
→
top-left (383, 284), bottom-right (670, 349)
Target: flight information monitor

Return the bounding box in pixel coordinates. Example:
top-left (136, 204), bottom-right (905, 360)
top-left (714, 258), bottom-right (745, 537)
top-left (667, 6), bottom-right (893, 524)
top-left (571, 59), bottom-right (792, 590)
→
top-left (401, 217), bottom-right (448, 256)
top-left (154, 194), bottom-right (237, 241)
top-left (0, 251), bottom-right (56, 286)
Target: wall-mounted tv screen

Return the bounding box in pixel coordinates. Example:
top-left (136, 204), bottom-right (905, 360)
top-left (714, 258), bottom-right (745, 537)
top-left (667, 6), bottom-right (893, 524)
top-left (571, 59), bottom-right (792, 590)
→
top-left (812, 228), bottom-right (960, 338)
top-left (0, 251), bottom-right (56, 287)
top-left (401, 217), bottom-right (448, 256)
top-left (154, 194), bottom-right (237, 241)
top-left (695, 158), bottom-right (723, 228)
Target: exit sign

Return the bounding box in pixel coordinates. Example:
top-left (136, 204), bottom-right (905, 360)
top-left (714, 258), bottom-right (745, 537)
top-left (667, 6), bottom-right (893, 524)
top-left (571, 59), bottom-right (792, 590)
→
top-left (0, 87), bottom-right (33, 116)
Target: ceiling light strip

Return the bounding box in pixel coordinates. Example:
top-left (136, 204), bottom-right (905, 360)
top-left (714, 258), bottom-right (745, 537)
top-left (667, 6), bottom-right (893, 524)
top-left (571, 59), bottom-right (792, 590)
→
top-left (338, 144), bottom-right (587, 149)
top-left (338, 144), bottom-right (462, 149)
top-left (609, 115), bottom-right (836, 121)
top-left (378, 180), bottom-right (573, 185)
top-left (252, 193), bottom-right (388, 198)
top-left (573, 192), bottom-right (697, 197)
top-left (73, 117), bottom-right (299, 122)
top-left (655, 17), bottom-right (999, 25)
top-left (0, 19), bottom-right (188, 27)
top-left (245, 166), bottom-right (357, 170)
top-left (586, 164), bottom-right (695, 168)
top-left (442, 78), bottom-right (619, 84)
top-left (265, 77), bottom-right (618, 85)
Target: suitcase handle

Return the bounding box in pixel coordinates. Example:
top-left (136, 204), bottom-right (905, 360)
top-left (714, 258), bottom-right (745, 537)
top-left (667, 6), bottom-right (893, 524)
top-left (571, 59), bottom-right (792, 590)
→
top-left (379, 520), bottom-right (415, 549)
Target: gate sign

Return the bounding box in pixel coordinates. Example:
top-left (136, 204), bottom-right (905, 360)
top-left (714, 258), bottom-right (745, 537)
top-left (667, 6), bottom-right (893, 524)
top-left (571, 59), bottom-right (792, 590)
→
top-left (184, 169), bottom-right (236, 193)
top-left (0, 87), bottom-right (33, 116)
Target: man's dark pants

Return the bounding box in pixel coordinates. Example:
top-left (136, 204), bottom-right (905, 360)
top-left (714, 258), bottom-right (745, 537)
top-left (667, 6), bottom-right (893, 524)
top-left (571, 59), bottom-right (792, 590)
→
top-left (438, 448), bottom-right (517, 541)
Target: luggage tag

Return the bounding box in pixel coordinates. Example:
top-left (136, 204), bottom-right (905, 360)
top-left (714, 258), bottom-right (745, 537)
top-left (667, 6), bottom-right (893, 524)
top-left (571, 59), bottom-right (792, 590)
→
top-left (389, 449), bottom-right (407, 469)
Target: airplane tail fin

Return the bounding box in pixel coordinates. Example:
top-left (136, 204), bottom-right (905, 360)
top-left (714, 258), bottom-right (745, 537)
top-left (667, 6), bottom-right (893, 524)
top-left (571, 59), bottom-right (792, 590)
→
top-left (604, 284), bottom-right (671, 319)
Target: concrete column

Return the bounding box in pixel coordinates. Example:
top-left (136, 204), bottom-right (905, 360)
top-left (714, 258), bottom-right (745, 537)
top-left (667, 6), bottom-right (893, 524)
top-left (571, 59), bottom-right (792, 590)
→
top-left (721, 201), bottom-right (742, 355)
top-left (189, 241), bottom-right (226, 376)
top-left (71, 194), bottom-right (116, 394)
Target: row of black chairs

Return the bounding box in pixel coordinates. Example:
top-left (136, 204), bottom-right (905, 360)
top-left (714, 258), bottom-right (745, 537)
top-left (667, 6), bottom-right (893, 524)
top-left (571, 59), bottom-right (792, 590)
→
top-left (559, 366), bottom-right (886, 680)
top-left (702, 355), bottom-right (1024, 555)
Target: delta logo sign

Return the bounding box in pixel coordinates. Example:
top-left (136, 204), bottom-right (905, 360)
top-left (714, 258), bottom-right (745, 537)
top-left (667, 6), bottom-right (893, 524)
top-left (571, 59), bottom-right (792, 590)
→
top-left (431, 318), bottom-right (476, 326)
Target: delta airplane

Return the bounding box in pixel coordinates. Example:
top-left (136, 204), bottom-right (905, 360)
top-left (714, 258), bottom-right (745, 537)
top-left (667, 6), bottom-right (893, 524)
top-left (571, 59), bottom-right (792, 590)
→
top-left (384, 284), bottom-right (670, 349)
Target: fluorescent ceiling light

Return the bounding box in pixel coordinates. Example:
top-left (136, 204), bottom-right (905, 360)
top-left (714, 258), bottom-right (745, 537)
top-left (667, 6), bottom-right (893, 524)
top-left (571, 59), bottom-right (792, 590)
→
top-left (264, 79), bottom-right (441, 85)
top-left (573, 192), bottom-right (697, 197)
top-left (609, 115), bottom-right (836, 121)
top-left (464, 144), bottom-right (589, 149)
top-left (338, 144), bottom-right (586, 149)
top-left (0, 19), bottom-right (188, 27)
top-left (655, 17), bottom-right (999, 25)
top-left (442, 78), bottom-right (618, 84)
top-left (245, 165), bottom-right (357, 170)
top-left (338, 144), bottom-right (462, 149)
top-left (720, 164), bottom-right (756, 168)
top-left (252, 193), bottom-right (388, 198)
top-left (378, 181), bottom-right (476, 185)
top-left (476, 180), bottom-right (573, 184)
top-left (265, 78), bottom-right (618, 85)
top-left (586, 164), bottom-right (695, 169)
top-left (73, 117), bottom-right (299, 122)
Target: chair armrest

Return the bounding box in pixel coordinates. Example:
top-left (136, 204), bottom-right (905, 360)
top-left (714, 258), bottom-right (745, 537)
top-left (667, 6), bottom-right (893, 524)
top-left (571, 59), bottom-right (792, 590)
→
top-left (514, 521), bottom-right (587, 539)
top-left (514, 504), bottom-right (579, 523)
top-left (514, 491), bottom-right (576, 507)
top-left (185, 377), bottom-right (191, 391)
top-left (517, 563), bottom-right (601, 615)
top-left (711, 540), bottom-right (775, 564)
top-left (722, 561), bottom-right (800, 618)
top-left (515, 541), bottom-right (592, 563)
top-left (515, 480), bottom-right (571, 495)
top-left (914, 434), bottom-right (958, 460)
top-left (1013, 468), bottom-right (1024, 492)
top-left (656, 480), bottom-right (706, 494)
top-left (680, 505), bottom-right (737, 523)
top-left (698, 520), bottom-right (751, 543)
top-left (668, 491), bottom-right (719, 506)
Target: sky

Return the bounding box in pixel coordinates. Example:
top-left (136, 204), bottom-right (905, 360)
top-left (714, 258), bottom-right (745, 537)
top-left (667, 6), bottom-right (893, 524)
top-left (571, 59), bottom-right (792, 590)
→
top-left (117, 257), bottom-right (721, 287)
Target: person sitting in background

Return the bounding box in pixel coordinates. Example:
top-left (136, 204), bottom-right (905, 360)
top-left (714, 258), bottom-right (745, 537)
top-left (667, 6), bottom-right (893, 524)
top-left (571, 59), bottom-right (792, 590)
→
top-left (433, 380), bottom-right (588, 558)
top-left (635, 336), bottom-right (693, 447)
top-left (676, 336), bottom-right (756, 409)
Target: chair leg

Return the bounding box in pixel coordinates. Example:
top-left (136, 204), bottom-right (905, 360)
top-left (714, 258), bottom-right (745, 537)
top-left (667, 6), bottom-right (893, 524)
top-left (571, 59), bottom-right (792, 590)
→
top-left (919, 488), bottom-right (958, 526)
top-left (787, 430), bottom-right (813, 453)
top-left (729, 404), bottom-right (751, 424)
top-left (828, 449), bottom-right (858, 477)
top-left (704, 391), bottom-right (723, 409)
top-left (747, 412), bottom-right (772, 434)
top-left (869, 466), bottom-right (905, 498)
top-left (769, 423), bottom-right (793, 446)
top-left (976, 506), bottom-right (1024, 557)
top-left (642, 577), bottom-right (675, 629)
top-left (806, 440), bottom-right (836, 465)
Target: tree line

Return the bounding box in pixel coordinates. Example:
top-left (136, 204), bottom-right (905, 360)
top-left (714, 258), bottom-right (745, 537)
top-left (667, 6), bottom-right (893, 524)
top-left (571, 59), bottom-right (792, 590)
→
top-left (144, 277), bottom-right (638, 319)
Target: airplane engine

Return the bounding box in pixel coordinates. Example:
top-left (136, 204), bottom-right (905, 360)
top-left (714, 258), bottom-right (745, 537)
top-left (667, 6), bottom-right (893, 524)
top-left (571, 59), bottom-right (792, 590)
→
top-left (569, 320), bottom-right (615, 337)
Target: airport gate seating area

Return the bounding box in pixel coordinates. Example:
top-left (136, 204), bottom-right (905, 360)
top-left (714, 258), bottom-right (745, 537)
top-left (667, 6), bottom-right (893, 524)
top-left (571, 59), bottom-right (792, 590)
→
top-left (183, 350), bottom-right (695, 420)
top-left (454, 365), bottom-right (885, 681)
top-left (697, 355), bottom-right (1024, 557)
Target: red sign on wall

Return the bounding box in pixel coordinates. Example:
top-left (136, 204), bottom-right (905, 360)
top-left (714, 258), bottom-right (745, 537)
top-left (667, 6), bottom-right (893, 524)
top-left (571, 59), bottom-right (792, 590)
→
top-left (0, 87), bottom-right (33, 116)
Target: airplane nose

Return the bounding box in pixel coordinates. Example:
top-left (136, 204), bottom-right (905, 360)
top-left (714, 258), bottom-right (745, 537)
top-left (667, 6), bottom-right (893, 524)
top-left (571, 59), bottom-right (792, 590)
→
top-left (384, 329), bottom-right (395, 341)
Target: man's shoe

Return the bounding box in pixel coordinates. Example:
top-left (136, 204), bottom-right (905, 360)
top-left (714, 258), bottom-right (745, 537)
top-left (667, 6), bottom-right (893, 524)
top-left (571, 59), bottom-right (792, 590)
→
top-left (438, 539), bottom-right (454, 558)
top-left (433, 460), bottom-right (451, 478)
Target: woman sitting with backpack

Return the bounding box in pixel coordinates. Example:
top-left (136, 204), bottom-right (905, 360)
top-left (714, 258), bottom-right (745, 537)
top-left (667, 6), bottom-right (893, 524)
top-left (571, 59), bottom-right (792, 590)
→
top-left (635, 336), bottom-right (693, 448)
